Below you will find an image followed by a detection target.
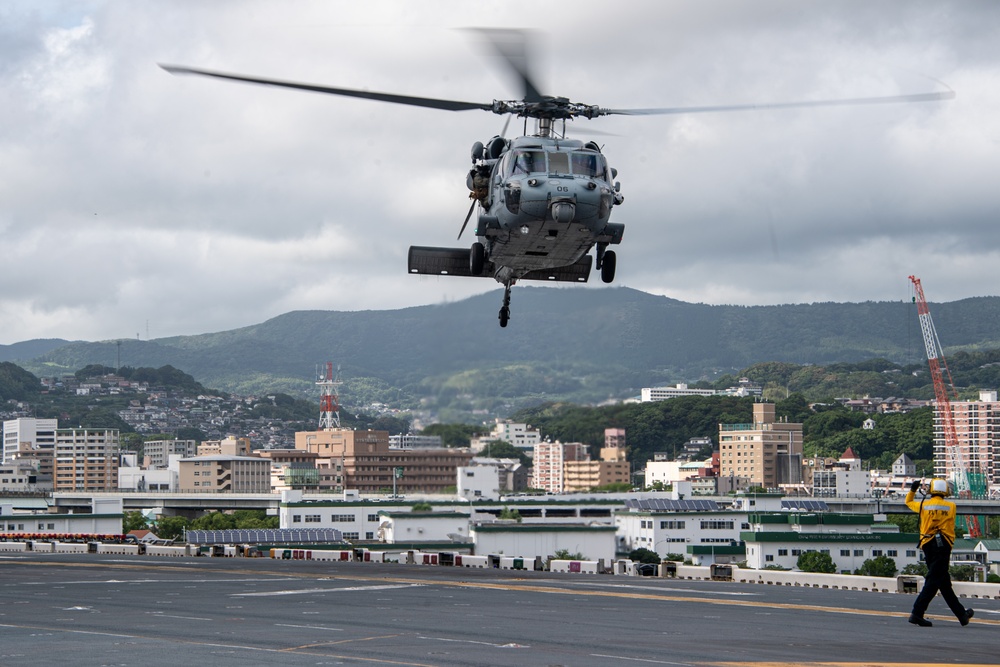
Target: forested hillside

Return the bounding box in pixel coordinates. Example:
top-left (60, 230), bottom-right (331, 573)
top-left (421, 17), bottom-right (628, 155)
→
top-left (12, 287), bottom-right (1000, 417)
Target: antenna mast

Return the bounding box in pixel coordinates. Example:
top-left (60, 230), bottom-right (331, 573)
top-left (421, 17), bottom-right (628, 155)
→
top-left (317, 362), bottom-right (342, 430)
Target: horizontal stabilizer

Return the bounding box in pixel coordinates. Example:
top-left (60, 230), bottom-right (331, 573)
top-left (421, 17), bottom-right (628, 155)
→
top-left (408, 246), bottom-right (481, 278)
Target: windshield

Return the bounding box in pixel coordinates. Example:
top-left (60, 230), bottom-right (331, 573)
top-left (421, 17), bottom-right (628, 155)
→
top-left (570, 152), bottom-right (607, 179)
top-left (509, 149), bottom-right (608, 180)
top-left (511, 150), bottom-right (546, 175)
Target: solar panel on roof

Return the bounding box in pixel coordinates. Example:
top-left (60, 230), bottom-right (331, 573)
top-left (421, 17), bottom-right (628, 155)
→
top-left (184, 528), bottom-right (344, 545)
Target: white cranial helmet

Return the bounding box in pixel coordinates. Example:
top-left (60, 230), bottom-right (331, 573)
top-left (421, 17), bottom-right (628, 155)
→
top-left (930, 478), bottom-right (951, 496)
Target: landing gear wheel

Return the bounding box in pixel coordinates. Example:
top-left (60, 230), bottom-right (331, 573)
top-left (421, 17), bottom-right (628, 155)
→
top-left (498, 284), bottom-right (512, 328)
top-left (601, 250), bottom-right (617, 283)
top-left (470, 242), bottom-right (485, 276)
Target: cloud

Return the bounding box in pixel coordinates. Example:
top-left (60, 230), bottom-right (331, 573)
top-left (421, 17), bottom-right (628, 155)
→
top-left (1, 1), bottom-right (998, 343)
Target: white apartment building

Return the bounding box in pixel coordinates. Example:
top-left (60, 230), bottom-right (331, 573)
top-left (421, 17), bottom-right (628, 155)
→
top-left (3, 418), bottom-right (57, 462)
top-left (472, 419), bottom-right (541, 454)
top-left (641, 384), bottom-right (716, 402)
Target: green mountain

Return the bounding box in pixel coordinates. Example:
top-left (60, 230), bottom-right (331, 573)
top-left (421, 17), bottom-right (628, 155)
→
top-left (12, 287), bottom-right (1000, 415)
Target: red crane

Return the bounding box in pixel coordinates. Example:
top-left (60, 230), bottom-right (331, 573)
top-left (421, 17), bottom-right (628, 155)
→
top-left (909, 275), bottom-right (982, 537)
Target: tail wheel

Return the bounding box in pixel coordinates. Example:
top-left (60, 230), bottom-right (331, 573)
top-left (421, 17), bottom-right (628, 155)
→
top-left (470, 242), bottom-right (485, 276)
top-left (601, 250), bottom-right (617, 283)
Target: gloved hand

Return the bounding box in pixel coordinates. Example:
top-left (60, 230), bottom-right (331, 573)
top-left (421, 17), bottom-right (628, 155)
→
top-left (910, 479), bottom-right (922, 492)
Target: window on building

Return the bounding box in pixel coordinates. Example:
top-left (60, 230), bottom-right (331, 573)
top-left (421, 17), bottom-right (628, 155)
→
top-left (872, 549), bottom-right (883, 557)
top-left (840, 550), bottom-right (850, 557)
top-left (292, 515), bottom-right (302, 523)
top-left (791, 549), bottom-right (801, 556)
top-left (765, 554), bottom-right (774, 562)
top-left (887, 550), bottom-right (898, 557)
top-left (778, 549), bottom-right (788, 556)
top-left (854, 550), bottom-right (864, 557)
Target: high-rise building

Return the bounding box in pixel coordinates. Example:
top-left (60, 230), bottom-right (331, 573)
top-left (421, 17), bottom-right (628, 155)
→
top-left (718, 403), bottom-right (802, 491)
top-left (936, 389), bottom-right (1000, 493)
top-left (53, 428), bottom-right (120, 491)
top-left (2, 418), bottom-right (57, 463)
top-left (532, 441), bottom-right (589, 494)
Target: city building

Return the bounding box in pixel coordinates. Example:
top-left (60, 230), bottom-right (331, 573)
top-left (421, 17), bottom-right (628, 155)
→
top-left (258, 449), bottom-right (320, 491)
top-left (810, 448), bottom-right (871, 498)
top-left (389, 434), bottom-right (444, 449)
top-left (563, 444), bottom-right (630, 492)
top-left (457, 464), bottom-right (501, 500)
top-left (471, 419), bottom-right (542, 455)
top-left (198, 436), bottom-right (251, 457)
top-left (741, 512), bottom-right (921, 573)
top-left (295, 429), bottom-right (472, 494)
top-left (0, 460), bottom-right (36, 491)
top-left (2, 417), bottom-right (57, 464)
top-left (1, 498), bottom-right (123, 536)
top-left (176, 455), bottom-right (271, 492)
top-left (532, 441), bottom-right (589, 494)
top-left (935, 389), bottom-right (999, 496)
top-left (641, 384), bottom-right (716, 402)
top-left (471, 523), bottom-right (618, 563)
top-left (143, 439), bottom-right (198, 469)
top-left (53, 428), bottom-right (120, 491)
top-left (719, 402), bottom-right (803, 492)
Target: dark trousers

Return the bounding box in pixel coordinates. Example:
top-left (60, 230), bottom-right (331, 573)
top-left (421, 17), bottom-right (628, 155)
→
top-left (912, 538), bottom-right (966, 620)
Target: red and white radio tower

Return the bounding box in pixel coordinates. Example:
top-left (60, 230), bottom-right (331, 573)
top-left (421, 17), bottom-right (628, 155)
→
top-left (317, 362), bottom-right (342, 430)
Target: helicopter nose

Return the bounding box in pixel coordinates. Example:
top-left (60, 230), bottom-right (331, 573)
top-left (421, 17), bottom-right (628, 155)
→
top-left (551, 200), bottom-right (575, 223)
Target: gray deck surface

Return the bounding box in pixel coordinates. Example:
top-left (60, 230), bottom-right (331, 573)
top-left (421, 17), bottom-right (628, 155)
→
top-left (1, 554), bottom-right (997, 666)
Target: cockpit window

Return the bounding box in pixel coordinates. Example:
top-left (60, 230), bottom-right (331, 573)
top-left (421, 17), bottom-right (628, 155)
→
top-left (571, 152), bottom-right (607, 179)
top-left (511, 150), bottom-right (546, 175)
top-left (547, 151), bottom-right (569, 175)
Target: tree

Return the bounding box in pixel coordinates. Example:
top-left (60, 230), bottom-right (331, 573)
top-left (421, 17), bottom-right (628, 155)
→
top-left (498, 507), bottom-right (523, 523)
top-left (797, 551), bottom-right (837, 573)
top-left (628, 548), bottom-right (661, 564)
top-left (854, 555), bottom-right (897, 577)
top-left (479, 439), bottom-right (531, 466)
top-left (123, 511), bottom-right (148, 533)
top-left (412, 502), bottom-right (433, 512)
top-left (155, 516), bottom-right (189, 542)
top-left (901, 563), bottom-right (928, 577)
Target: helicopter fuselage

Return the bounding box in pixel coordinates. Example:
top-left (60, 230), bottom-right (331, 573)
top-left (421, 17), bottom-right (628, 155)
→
top-left (475, 135), bottom-right (623, 282)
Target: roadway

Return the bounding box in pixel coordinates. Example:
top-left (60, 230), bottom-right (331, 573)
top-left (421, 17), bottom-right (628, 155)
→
top-left (0, 554), bottom-right (997, 666)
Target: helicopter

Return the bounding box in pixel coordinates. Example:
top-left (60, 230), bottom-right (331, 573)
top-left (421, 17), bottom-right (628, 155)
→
top-left (161, 30), bottom-right (953, 327)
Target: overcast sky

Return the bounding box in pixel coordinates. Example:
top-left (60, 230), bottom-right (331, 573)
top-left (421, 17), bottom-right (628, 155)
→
top-left (2, 1), bottom-right (998, 344)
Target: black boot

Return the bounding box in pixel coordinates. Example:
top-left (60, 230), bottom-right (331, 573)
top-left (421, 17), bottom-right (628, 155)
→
top-left (909, 614), bottom-right (933, 627)
top-left (961, 608), bottom-right (974, 626)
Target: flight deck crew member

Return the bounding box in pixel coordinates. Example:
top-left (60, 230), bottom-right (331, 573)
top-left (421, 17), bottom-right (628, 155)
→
top-left (905, 478), bottom-right (974, 627)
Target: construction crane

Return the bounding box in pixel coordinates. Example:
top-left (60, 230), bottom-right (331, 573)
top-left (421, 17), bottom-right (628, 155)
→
top-left (909, 275), bottom-right (983, 537)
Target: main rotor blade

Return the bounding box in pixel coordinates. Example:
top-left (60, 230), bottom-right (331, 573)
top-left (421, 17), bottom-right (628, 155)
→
top-left (470, 28), bottom-right (545, 104)
top-left (160, 64), bottom-right (494, 113)
top-left (601, 88), bottom-right (955, 117)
